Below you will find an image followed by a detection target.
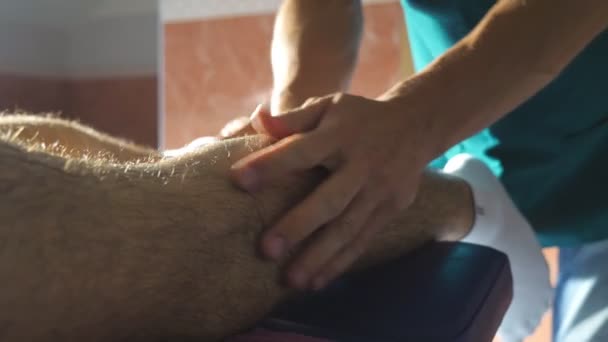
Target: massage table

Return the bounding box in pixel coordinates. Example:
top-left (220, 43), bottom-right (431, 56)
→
top-left (236, 242), bottom-right (513, 341)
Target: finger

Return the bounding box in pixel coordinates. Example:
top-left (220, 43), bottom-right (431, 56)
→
top-left (282, 187), bottom-right (376, 289)
top-left (312, 202), bottom-right (396, 290)
top-left (251, 96), bottom-right (331, 139)
top-left (261, 163), bottom-right (366, 264)
top-left (230, 131), bottom-right (332, 191)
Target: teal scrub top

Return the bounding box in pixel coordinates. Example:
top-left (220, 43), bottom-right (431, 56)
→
top-left (400, 0), bottom-right (608, 247)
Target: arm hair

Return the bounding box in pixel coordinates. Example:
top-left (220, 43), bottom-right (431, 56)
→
top-left (0, 115), bottom-right (471, 341)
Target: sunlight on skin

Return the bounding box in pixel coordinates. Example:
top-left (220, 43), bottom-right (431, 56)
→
top-left (162, 136), bottom-right (219, 157)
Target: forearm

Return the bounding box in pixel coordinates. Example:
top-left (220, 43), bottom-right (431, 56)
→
top-left (0, 139), bottom-right (207, 341)
top-left (0, 132), bottom-right (473, 341)
top-left (381, 0), bottom-right (608, 155)
top-left (271, 0), bottom-right (363, 112)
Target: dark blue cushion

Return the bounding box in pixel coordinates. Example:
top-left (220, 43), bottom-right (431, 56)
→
top-left (262, 242), bottom-right (512, 342)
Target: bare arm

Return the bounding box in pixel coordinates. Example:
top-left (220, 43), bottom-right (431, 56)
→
top-left (0, 117), bottom-right (472, 341)
top-left (381, 0), bottom-right (608, 154)
top-left (0, 114), bottom-right (159, 162)
top-left (271, 0), bottom-right (363, 112)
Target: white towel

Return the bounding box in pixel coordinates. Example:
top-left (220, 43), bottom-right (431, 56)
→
top-left (443, 154), bottom-right (553, 342)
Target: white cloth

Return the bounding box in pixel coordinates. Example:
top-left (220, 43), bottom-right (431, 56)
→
top-left (443, 154), bottom-right (553, 342)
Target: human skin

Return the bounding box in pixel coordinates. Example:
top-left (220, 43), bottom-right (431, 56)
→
top-left (0, 115), bottom-right (472, 341)
top-left (230, 0), bottom-right (608, 289)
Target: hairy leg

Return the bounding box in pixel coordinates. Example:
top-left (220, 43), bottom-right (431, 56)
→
top-left (0, 114), bottom-right (159, 162)
top-left (0, 116), bottom-right (473, 341)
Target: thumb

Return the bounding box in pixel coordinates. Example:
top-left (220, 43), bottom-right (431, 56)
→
top-left (251, 97), bottom-right (330, 139)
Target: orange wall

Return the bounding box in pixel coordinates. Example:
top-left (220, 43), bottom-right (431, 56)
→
top-left (66, 77), bottom-right (158, 147)
top-left (0, 74), bottom-right (158, 147)
top-left (0, 74), bottom-right (67, 114)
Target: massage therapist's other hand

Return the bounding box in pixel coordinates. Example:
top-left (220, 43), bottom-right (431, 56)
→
top-left (230, 93), bottom-right (437, 290)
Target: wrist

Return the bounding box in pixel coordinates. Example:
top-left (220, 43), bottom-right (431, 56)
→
top-left (412, 171), bottom-right (475, 242)
top-left (440, 177), bottom-right (475, 241)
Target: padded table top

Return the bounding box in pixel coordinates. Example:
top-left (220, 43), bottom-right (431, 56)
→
top-left (264, 242), bottom-right (513, 342)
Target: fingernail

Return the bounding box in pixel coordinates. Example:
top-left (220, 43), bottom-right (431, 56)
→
top-left (289, 270), bottom-right (309, 289)
top-left (264, 235), bottom-right (285, 260)
top-left (231, 163), bottom-right (258, 191)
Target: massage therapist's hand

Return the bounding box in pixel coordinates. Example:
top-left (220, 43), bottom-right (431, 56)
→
top-left (230, 93), bottom-right (437, 290)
